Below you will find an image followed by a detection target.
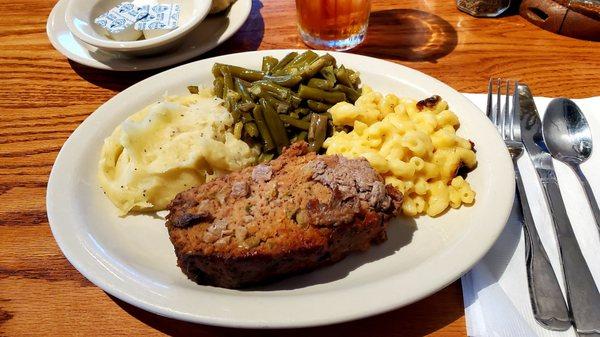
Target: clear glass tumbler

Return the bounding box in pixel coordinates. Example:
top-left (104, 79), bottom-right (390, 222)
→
top-left (295, 0), bottom-right (372, 51)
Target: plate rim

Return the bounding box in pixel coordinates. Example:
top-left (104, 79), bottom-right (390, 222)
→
top-left (47, 49), bottom-right (515, 328)
top-left (45, 0), bottom-right (253, 71)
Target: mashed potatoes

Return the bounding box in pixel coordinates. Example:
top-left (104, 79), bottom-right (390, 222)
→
top-left (98, 89), bottom-right (259, 215)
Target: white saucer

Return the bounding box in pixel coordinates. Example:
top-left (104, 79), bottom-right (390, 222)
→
top-left (46, 0), bottom-right (252, 71)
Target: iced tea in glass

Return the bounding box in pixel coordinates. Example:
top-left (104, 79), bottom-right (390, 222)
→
top-left (295, 0), bottom-right (371, 51)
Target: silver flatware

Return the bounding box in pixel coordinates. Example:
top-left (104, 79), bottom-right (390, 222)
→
top-left (518, 84), bottom-right (600, 336)
top-left (487, 78), bottom-right (570, 331)
top-left (543, 98), bottom-right (600, 234)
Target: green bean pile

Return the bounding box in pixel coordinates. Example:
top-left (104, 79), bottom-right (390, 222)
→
top-left (210, 51), bottom-right (361, 158)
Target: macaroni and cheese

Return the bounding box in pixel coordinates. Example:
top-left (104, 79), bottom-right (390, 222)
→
top-left (324, 87), bottom-right (477, 217)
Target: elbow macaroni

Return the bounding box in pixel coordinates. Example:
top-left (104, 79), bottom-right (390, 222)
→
top-left (324, 86), bottom-right (477, 217)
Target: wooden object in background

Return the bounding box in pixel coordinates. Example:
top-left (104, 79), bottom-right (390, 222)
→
top-left (520, 0), bottom-right (600, 41)
top-left (1, 0), bottom-right (599, 336)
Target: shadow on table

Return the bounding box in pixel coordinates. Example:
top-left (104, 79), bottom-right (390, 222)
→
top-left (352, 9), bottom-right (458, 63)
top-left (68, 0), bottom-right (266, 92)
top-left (204, 0), bottom-right (265, 56)
top-left (69, 61), bottom-right (158, 92)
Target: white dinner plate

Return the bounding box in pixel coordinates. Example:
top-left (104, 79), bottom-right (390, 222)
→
top-left (46, 0), bottom-right (252, 71)
top-left (47, 50), bottom-right (515, 328)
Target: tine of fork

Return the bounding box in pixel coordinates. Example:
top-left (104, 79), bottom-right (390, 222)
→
top-left (501, 80), bottom-right (510, 139)
top-left (511, 81), bottom-right (520, 141)
top-left (486, 78), bottom-right (493, 118)
top-left (494, 78), bottom-right (501, 131)
top-left (508, 80), bottom-right (514, 140)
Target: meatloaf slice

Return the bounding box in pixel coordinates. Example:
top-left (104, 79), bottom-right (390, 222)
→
top-left (166, 142), bottom-right (403, 288)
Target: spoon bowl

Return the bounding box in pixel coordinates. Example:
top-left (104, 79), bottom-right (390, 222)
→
top-left (543, 98), bottom-right (593, 166)
top-left (543, 97), bottom-right (600, 235)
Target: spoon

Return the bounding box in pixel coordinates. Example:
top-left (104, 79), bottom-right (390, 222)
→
top-left (543, 98), bottom-right (600, 233)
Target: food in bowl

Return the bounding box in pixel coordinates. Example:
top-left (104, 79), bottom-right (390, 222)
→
top-left (166, 142), bottom-right (402, 288)
top-left (324, 87), bottom-right (477, 217)
top-left (98, 88), bottom-right (259, 215)
top-left (94, 2), bottom-right (182, 41)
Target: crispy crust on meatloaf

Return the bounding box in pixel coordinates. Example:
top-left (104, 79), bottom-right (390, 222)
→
top-left (166, 142), bottom-right (402, 288)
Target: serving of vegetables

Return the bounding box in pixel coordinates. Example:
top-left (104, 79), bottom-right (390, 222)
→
top-left (208, 51), bottom-right (362, 158)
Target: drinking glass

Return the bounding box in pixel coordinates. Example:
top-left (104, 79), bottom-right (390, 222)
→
top-left (295, 0), bottom-right (372, 51)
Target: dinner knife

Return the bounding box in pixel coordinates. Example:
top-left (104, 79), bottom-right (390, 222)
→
top-left (518, 83), bottom-right (600, 336)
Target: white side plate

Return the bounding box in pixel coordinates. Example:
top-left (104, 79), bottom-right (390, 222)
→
top-left (46, 0), bottom-right (252, 71)
top-left (47, 50), bottom-right (514, 328)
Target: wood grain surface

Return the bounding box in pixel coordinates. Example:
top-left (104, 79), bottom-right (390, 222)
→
top-left (1, 0), bottom-right (599, 336)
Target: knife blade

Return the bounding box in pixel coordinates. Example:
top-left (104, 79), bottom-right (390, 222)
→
top-left (518, 83), bottom-right (600, 336)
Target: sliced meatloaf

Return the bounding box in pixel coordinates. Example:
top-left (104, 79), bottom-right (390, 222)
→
top-left (166, 142), bottom-right (403, 288)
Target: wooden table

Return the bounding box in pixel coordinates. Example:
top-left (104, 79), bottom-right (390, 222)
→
top-left (1, 0), bottom-right (598, 335)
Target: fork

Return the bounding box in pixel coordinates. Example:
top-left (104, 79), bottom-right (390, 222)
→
top-left (487, 78), bottom-right (571, 331)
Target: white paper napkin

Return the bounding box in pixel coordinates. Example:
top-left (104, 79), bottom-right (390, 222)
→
top-left (460, 94), bottom-right (600, 337)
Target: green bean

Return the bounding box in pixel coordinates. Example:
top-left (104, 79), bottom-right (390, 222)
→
top-left (289, 94), bottom-right (302, 108)
top-left (244, 122), bottom-right (259, 138)
top-left (226, 91), bottom-right (242, 120)
top-left (213, 77), bottom-right (224, 98)
top-left (216, 63), bottom-right (265, 82)
top-left (221, 67), bottom-right (235, 93)
top-left (320, 65), bottom-right (336, 83)
top-left (266, 95), bottom-right (291, 114)
top-left (294, 108), bottom-right (312, 116)
top-left (248, 85), bottom-right (291, 112)
top-left (212, 63), bottom-right (224, 78)
top-left (233, 122), bottom-right (244, 139)
top-left (241, 112), bottom-right (254, 123)
top-left (281, 52), bottom-right (307, 71)
top-left (262, 56), bottom-right (279, 74)
top-left (300, 54), bottom-right (335, 79)
top-left (263, 74), bottom-right (303, 87)
top-left (221, 85), bottom-right (228, 102)
top-left (260, 98), bottom-right (290, 153)
top-left (297, 85), bottom-right (346, 104)
top-left (236, 101), bottom-right (255, 112)
top-left (308, 113), bottom-right (328, 152)
top-left (237, 77), bottom-right (252, 86)
top-left (307, 100), bottom-right (333, 112)
top-left (332, 84), bottom-right (361, 103)
top-left (187, 85), bottom-right (199, 94)
top-left (279, 114), bottom-right (310, 130)
top-left (230, 107), bottom-right (242, 122)
top-left (290, 51), bottom-right (319, 68)
top-left (307, 78), bottom-right (334, 90)
top-left (257, 152), bottom-right (274, 163)
top-left (302, 113), bottom-right (313, 121)
top-left (348, 69), bottom-right (361, 89)
top-left (234, 77), bottom-right (253, 103)
top-left (334, 65), bottom-right (353, 87)
top-left (276, 50), bottom-right (319, 75)
top-left (293, 131), bottom-right (308, 142)
top-left (289, 111), bottom-right (300, 119)
top-left (252, 105), bottom-right (275, 152)
top-left (269, 52), bottom-right (298, 74)
top-left (250, 81), bottom-right (295, 101)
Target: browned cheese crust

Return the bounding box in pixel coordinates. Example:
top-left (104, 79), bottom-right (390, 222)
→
top-left (166, 142), bottom-right (403, 288)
